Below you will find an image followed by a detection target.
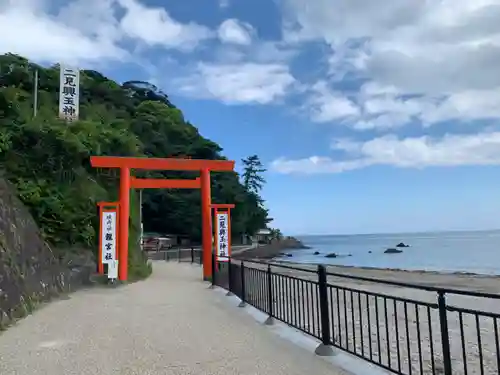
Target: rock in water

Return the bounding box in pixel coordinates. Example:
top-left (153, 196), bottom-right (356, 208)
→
top-left (384, 248), bottom-right (403, 254)
top-left (396, 242), bottom-right (410, 248)
top-left (313, 251), bottom-right (320, 255)
top-left (325, 253), bottom-right (338, 258)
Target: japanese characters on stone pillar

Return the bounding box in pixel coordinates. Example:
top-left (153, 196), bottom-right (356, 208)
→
top-left (58, 66), bottom-right (80, 121)
top-left (101, 210), bottom-right (117, 265)
top-left (216, 212), bottom-right (229, 262)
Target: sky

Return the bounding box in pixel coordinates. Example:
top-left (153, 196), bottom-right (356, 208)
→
top-left (2, 0), bottom-right (500, 235)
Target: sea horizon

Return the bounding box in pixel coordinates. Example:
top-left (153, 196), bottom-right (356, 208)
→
top-left (292, 227), bottom-right (500, 238)
top-left (283, 229), bottom-right (500, 275)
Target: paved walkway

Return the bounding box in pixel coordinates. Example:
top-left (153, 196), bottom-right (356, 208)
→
top-left (0, 262), bottom-right (347, 375)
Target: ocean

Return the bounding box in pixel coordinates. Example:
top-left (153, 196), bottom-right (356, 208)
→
top-left (283, 230), bottom-right (500, 275)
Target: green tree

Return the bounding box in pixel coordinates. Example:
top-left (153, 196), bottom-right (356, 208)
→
top-left (241, 155), bottom-right (266, 195)
top-left (239, 155), bottom-right (272, 234)
top-left (269, 228), bottom-right (283, 241)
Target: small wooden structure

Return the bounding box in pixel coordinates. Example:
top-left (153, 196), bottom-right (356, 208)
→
top-left (255, 228), bottom-right (272, 244)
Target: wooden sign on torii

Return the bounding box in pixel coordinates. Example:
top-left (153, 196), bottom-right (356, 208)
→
top-left (90, 156), bottom-right (235, 281)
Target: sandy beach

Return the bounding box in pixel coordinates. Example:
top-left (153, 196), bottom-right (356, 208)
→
top-left (232, 244), bottom-right (500, 375)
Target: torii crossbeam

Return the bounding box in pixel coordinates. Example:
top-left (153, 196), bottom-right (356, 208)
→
top-left (91, 156), bottom-right (235, 281)
top-left (130, 177), bottom-right (201, 189)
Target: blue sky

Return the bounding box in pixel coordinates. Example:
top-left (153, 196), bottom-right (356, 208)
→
top-left (2, 0), bottom-right (500, 234)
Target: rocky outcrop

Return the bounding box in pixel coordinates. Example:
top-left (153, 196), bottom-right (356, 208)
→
top-left (324, 252), bottom-right (353, 258)
top-left (384, 248), bottom-right (403, 254)
top-left (396, 242), bottom-right (410, 248)
top-left (0, 178), bottom-right (94, 329)
top-left (233, 237), bottom-right (309, 260)
top-left (280, 237), bottom-right (310, 249)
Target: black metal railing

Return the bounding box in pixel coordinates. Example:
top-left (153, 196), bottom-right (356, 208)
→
top-left (212, 256), bottom-right (500, 375)
top-left (164, 250), bottom-right (500, 375)
top-left (152, 246), bottom-right (203, 264)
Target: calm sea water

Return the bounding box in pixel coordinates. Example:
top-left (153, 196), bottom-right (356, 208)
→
top-left (282, 230), bottom-right (500, 275)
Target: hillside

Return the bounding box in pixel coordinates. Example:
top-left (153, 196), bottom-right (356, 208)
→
top-left (0, 176), bottom-right (94, 329)
top-left (0, 53), bottom-right (271, 275)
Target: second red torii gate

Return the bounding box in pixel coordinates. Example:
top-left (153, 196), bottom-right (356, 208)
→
top-left (91, 156), bottom-right (235, 281)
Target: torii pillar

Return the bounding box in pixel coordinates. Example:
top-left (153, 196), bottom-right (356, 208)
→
top-left (90, 156), bottom-right (235, 281)
top-left (200, 168), bottom-right (212, 276)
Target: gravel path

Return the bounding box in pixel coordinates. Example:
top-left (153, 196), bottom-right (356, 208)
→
top-left (0, 262), bottom-right (346, 375)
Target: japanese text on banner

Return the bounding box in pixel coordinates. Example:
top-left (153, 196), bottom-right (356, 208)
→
top-left (216, 213), bottom-right (229, 261)
top-left (58, 66), bottom-right (80, 121)
top-left (101, 211), bottom-right (117, 263)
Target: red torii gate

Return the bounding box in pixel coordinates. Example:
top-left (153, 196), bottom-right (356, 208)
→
top-left (96, 178), bottom-right (201, 275)
top-left (90, 156), bottom-right (235, 281)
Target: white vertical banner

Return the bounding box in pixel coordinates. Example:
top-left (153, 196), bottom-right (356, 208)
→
top-left (58, 66), bottom-right (80, 121)
top-left (101, 211), bottom-right (117, 264)
top-left (107, 260), bottom-right (118, 280)
top-left (216, 212), bottom-right (229, 262)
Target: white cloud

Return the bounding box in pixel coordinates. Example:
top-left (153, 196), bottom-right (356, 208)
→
top-left (421, 89), bottom-right (500, 125)
top-left (0, 0), bottom-right (214, 66)
top-left (218, 19), bottom-right (254, 45)
top-left (280, 0), bottom-right (500, 129)
top-left (178, 26), bottom-right (298, 104)
top-left (0, 0), bottom-right (127, 65)
top-left (307, 81), bottom-right (359, 122)
top-left (0, 0), bottom-right (290, 105)
top-left (118, 0), bottom-right (213, 50)
top-left (213, 40), bottom-right (298, 67)
top-left (57, 0), bottom-right (122, 44)
top-left (352, 113), bottom-right (412, 131)
top-left (305, 80), bottom-right (500, 130)
top-left (271, 131), bottom-right (500, 174)
top-left (174, 62), bottom-right (296, 104)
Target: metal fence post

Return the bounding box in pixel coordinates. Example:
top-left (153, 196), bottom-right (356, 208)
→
top-left (190, 247), bottom-right (194, 263)
top-left (315, 264), bottom-right (334, 356)
top-left (238, 261), bottom-right (246, 307)
top-left (208, 251), bottom-right (216, 289)
top-left (264, 264), bottom-right (274, 325)
top-left (199, 249), bottom-right (202, 265)
top-left (226, 257), bottom-right (234, 296)
top-left (177, 246), bottom-right (181, 263)
top-left (438, 291), bottom-right (453, 375)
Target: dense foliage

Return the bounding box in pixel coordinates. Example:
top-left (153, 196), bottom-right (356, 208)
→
top-left (0, 53), bottom-right (271, 275)
top-left (241, 155), bottom-right (266, 195)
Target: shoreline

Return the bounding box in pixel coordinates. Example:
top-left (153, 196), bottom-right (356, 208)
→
top-left (274, 260), bottom-right (500, 295)
top-left (232, 237), bottom-right (309, 260)
top-left (235, 242), bottom-right (500, 294)
top-left (275, 258), bottom-right (500, 278)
